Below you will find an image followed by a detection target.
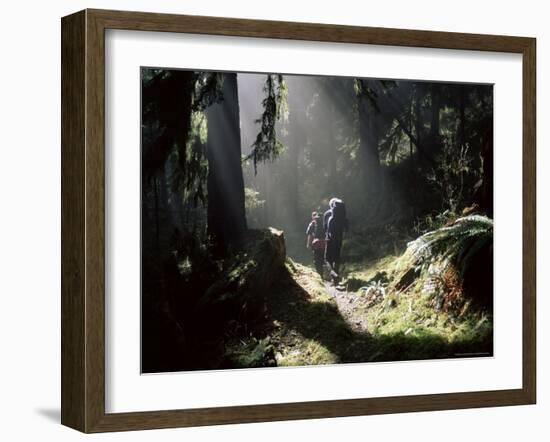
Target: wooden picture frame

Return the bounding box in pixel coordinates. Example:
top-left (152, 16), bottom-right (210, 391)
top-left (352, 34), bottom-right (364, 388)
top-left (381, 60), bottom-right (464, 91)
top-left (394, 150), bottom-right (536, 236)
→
top-left (61, 8), bottom-right (536, 433)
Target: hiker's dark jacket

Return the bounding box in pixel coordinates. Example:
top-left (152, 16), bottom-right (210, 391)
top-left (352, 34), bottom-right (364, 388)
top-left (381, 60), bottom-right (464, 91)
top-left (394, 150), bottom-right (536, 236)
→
top-left (324, 200), bottom-right (349, 241)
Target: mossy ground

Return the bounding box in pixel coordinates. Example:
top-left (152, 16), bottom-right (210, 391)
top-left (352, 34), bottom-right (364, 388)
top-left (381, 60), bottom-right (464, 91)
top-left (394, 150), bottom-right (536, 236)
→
top-left (225, 248), bottom-right (493, 368)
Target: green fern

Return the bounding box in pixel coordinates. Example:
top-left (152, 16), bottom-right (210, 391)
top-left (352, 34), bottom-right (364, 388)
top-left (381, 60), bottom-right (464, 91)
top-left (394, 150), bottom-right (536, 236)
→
top-left (408, 215), bottom-right (493, 277)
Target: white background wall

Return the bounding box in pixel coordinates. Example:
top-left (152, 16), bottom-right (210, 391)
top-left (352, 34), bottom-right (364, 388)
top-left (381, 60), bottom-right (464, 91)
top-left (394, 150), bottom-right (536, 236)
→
top-left (0, 0), bottom-right (547, 440)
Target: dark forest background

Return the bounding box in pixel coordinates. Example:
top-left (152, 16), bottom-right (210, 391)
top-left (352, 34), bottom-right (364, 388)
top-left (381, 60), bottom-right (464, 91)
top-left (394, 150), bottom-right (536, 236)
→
top-left (141, 69), bottom-right (494, 373)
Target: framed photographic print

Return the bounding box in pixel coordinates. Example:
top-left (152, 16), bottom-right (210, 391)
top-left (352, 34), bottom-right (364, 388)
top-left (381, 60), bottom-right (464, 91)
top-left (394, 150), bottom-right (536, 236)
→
top-left (61, 9), bottom-right (536, 433)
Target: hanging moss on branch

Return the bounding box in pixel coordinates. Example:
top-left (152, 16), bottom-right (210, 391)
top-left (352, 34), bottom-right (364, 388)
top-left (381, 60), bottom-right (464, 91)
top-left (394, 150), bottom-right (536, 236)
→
top-left (247, 74), bottom-right (288, 174)
top-left (192, 72), bottom-right (225, 112)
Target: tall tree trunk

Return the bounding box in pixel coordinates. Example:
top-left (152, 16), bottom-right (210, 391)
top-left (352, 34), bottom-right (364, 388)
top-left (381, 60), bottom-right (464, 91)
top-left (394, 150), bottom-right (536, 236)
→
top-left (475, 123), bottom-right (493, 217)
top-left (287, 140), bottom-right (300, 228)
top-left (458, 90), bottom-right (466, 149)
top-left (285, 81), bottom-right (307, 229)
top-left (205, 73), bottom-right (247, 251)
top-left (409, 96), bottom-right (414, 159)
top-left (430, 84), bottom-right (441, 137)
top-left (414, 85), bottom-right (423, 151)
top-left (327, 101), bottom-right (338, 192)
top-left (261, 162), bottom-right (271, 227)
top-left (358, 85), bottom-right (381, 208)
top-left (429, 83), bottom-right (442, 154)
top-left (153, 175), bottom-right (160, 247)
top-left (158, 163), bottom-right (171, 236)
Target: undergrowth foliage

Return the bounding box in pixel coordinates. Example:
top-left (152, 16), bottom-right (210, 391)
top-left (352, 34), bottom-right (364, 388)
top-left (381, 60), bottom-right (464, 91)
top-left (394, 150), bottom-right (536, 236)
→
top-left (401, 215), bottom-right (493, 314)
top-left (408, 215), bottom-right (493, 278)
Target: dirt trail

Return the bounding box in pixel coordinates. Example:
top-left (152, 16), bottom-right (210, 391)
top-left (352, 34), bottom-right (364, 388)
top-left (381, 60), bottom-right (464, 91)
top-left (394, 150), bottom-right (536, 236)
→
top-left (264, 262), bottom-right (375, 366)
top-left (325, 283), bottom-right (369, 333)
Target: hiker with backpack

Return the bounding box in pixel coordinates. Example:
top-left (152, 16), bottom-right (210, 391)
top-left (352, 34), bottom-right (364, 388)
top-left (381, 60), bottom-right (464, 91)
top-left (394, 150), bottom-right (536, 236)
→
top-left (324, 197), bottom-right (348, 282)
top-left (306, 211), bottom-right (326, 277)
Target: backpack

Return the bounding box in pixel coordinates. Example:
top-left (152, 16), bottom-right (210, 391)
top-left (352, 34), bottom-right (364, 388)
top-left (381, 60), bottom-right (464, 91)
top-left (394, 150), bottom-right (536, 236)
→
top-left (328, 199), bottom-right (347, 236)
top-left (307, 219), bottom-right (326, 250)
top-left (312, 219), bottom-right (323, 239)
top-left (331, 199), bottom-right (346, 221)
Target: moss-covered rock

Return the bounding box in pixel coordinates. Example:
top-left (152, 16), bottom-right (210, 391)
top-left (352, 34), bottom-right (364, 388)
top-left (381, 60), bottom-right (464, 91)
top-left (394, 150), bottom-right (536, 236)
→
top-left (194, 227), bottom-right (287, 325)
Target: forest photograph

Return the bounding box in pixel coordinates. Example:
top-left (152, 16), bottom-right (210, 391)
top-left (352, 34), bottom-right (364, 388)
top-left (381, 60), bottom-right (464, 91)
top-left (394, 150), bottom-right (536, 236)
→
top-left (141, 68), bottom-right (494, 373)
